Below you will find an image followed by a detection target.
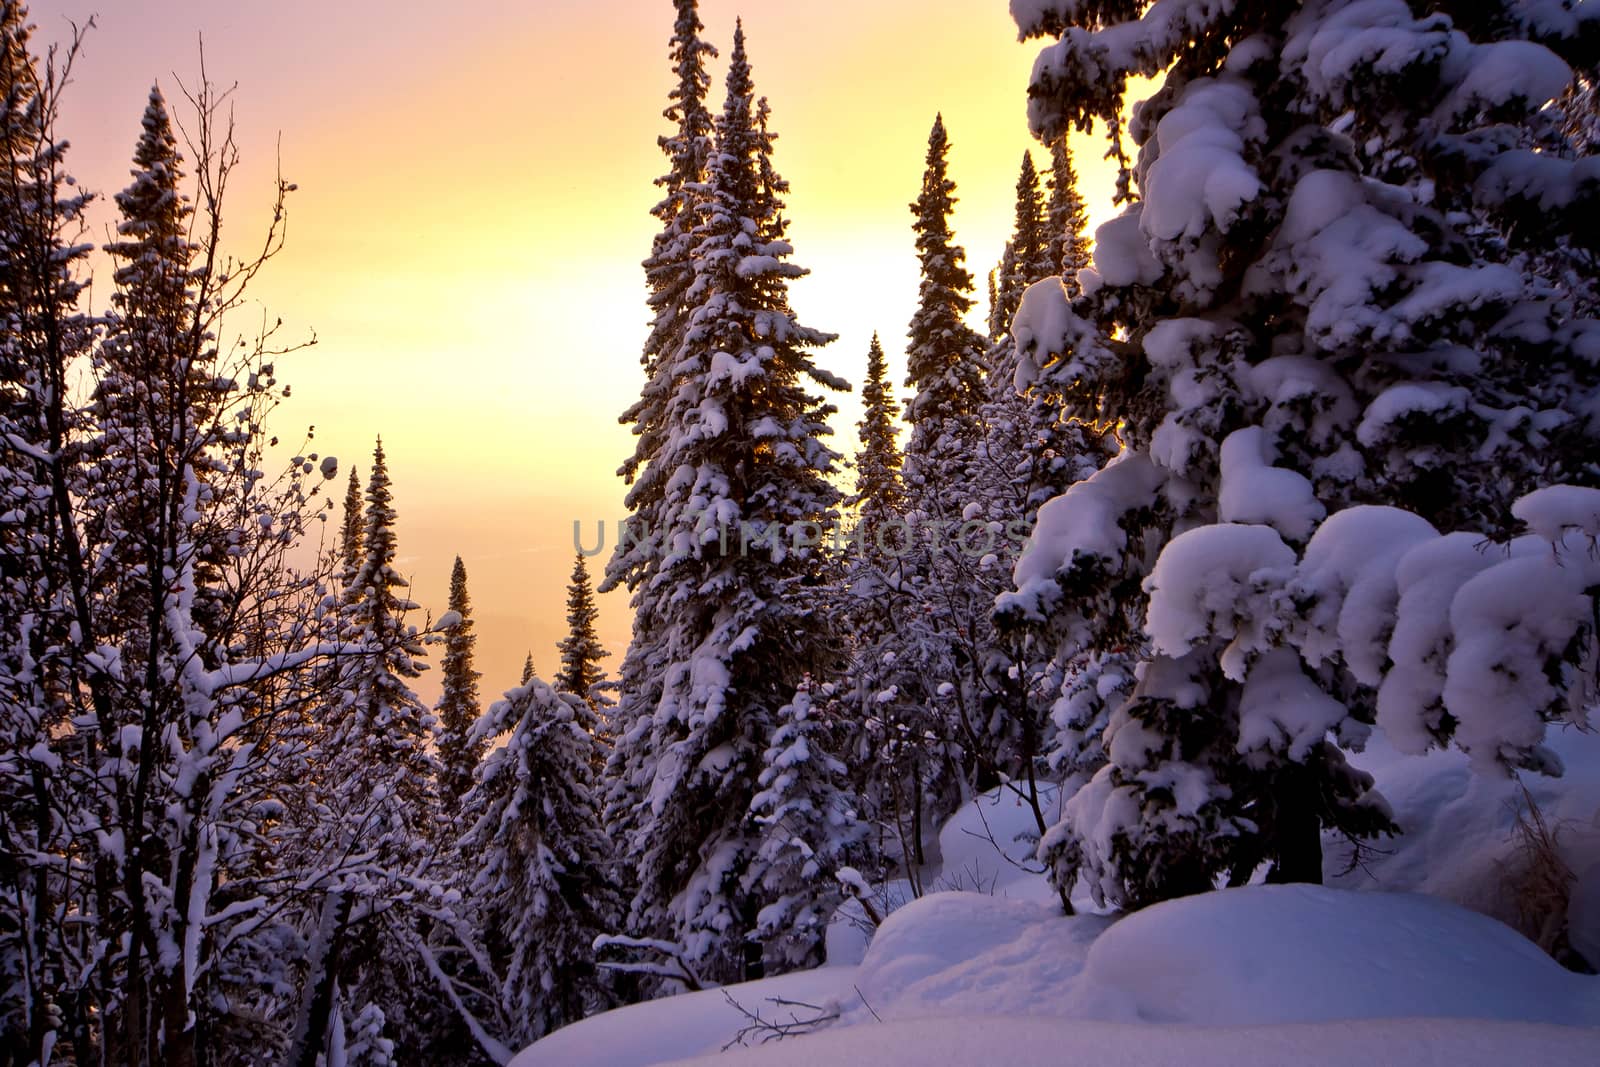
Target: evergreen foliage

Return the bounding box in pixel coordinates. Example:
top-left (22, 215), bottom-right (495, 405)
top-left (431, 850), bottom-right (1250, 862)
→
top-left (614, 21), bottom-right (848, 984)
top-left (556, 552), bottom-right (610, 704)
top-left (1046, 137), bottom-right (1091, 291)
top-left (462, 678), bottom-right (622, 1046)
top-left (602, 0), bottom-right (720, 859)
top-left (903, 113), bottom-right (985, 479)
top-left (847, 332), bottom-right (904, 524)
top-left (327, 439), bottom-right (440, 846)
top-left (340, 465), bottom-right (364, 575)
top-left (1006, 0), bottom-right (1600, 910)
top-left (747, 679), bottom-right (875, 970)
top-left (436, 555), bottom-right (484, 804)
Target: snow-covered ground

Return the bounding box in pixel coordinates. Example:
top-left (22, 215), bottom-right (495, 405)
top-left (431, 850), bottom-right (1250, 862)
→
top-left (1328, 726), bottom-right (1600, 966)
top-left (513, 730), bottom-right (1600, 1066)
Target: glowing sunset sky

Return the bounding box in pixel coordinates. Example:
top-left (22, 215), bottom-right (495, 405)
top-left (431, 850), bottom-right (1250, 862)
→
top-left (31, 0), bottom-right (1124, 702)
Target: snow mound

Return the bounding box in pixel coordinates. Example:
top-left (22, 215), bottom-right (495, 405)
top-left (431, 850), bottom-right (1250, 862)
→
top-left (515, 780), bottom-right (1600, 1066)
top-left (515, 883), bottom-right (1600, 1067)
top-left (1071, 884), bottom-right (1600, 1027)
top-left (1329, 726), bottom-right (1600, 964)
top-left (848, 892), bottom-right (1108, 1024)
top-left (671, 1016), bottom-right (1600, 1067)
top-left (508, 967), bottom-right (852, 1067)
top-left (932, 783), bottom-right (1060, 904)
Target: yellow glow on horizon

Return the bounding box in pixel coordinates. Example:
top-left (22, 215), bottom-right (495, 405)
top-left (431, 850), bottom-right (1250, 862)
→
top-left (33, 0), bottom-right (1132, 704)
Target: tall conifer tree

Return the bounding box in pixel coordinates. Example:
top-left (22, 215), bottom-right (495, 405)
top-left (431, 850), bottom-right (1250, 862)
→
top-left (903, 113), bottom-right (985, 484)
top-left (436, 556), bottom-right (483, 804)
top-left (603, 0), bottom-right (719, 852)
top-left (619, 21), bottom-right (846, 983)
top-left (330, 439), bottom-right (438, 830)
top-left (966, 136), bottom-right (1108, 798)
top-left (461, 679), bottom-right (621, 1046)
top-left (1006, 0), bottom-right (1600, 910)
top-left (847, 332), bottom-right (903, 525)
top-left (339, 466), bottom-right (363, 576)
top-left (1046, 137), bottom-right (1091, 292)
top-left (557, 552), bottom-right (609, 704)
top-left (989, 152), bottom-right (1051, 375)
top-left (317, 440), bottom-right (445, 1053)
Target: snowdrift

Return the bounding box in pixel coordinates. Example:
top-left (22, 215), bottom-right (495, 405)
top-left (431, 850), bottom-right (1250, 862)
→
top-left (669, 1017), bottom-right (1600, 1067)
top-left (513, 884), bottom-right (1599, 1066)
top-left (515, 733), bottom-right (1600, 1066)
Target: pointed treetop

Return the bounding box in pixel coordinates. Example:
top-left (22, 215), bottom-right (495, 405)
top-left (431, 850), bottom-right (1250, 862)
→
top-left (990, 151), bottom-right (1052, 340)
top-left (557, 551), bottom-right (609, 703)
top-left (1047, 136), bottom-right (1091, 294)
top-left (905, 112), bottom-right (984, 438)
top-left (339, 466), bottom-right (363, 573)
top-left (850, 331), bottom-right (904, 519)
top-left (106, 80), bottom-right (193, 318)
top-left (725, 18), bottom-right (751, 109)
top-left (366, 437), bottom-right (393, 537)
top-left (445, 555), bottom-right (474, 627)
top-left (912, 112), bottom-right (961, 239)
top-left (436, 554), bottom-right (484, 802)
top-left (661, 0), bottom-right (718, 180)
top-left (1012, 151), bottom-right (1050, 278)
top-left (521, 652), bottom-right (536, 685)
top-left (348, 437), bottom-right (402, 611)
top-left (131, 83), bottom-right (179, 166)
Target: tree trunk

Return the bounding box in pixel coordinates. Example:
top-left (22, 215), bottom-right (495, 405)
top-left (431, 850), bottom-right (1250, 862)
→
top-left (284, 891), bottom-right (352, 1067)
top-left (1268, 773), bottom-right (1324, 886)
top-left (910, 754), bottom-right (927, 868)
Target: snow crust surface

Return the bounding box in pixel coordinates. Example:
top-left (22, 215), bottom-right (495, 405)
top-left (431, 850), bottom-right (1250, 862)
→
top-left (672, 1017), bottom-right (1600, 1067)
top-left (514, 779), bottom-right (1600, 1067)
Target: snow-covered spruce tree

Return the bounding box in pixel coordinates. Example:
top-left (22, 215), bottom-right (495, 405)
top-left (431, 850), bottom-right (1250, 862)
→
top-left (82, 82), bottom-right (225, 1064)
top-left (989, 152), bottom-right (1052, 346)
top-left (835, 333), bottom-right (909, 863)
top-left (327, 439), bottom-right (440, 846)
top-left (317, 439), bottom-right (451, 1055)
top-left (1047, 136), bottom-right (1091, 289)
top-left (967, 126), bottom-right (1108, 795)
top-left (435, 556), bottom-right (484, 804)
top-left (848, 332), bottom-right (904, 524)
top-left (72, 64), bottom-right (347, 1067)
top-left (904, 113), bottom-right (986, 477)
top-left (746, 678), bottom-right (874, 970)
top-left (1002, 0), bottom-right (1600, 911)
top-left (851, 113), bottom-right (990, 872)
top-left (0, 6), bottom-right (94, 1059)
top-left (602, 0), bottom-right (719, 859)
top-left (91, 82), bottom-right (215, 460)
top-left (901, 109), bottom-right (988, 565)
top-left (616, 21), bottom-right (847, 985)
top-left (976, 132), bottom-right (1102, 525)
top-left (461, 677), bottom-right (622, 1046)
top-left (339, 465), bottom-right (364, 576)
top-left (556, 551), bottom-right (610, 706)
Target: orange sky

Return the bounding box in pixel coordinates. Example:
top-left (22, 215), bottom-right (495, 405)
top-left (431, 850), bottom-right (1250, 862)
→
top-left (31, 0), bottom-right (1125, 704)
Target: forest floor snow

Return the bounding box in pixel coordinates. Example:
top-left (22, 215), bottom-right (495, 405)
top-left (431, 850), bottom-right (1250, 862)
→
top-left (511, 728), bottom-right (1600, 1066)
